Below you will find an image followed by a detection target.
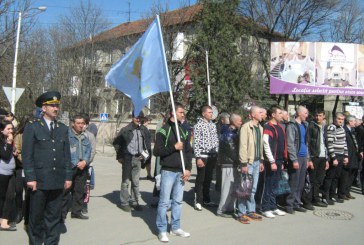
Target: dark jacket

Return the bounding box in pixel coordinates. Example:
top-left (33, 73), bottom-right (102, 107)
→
top-left (307, 121), bottom-right (328, 160)
top-left (218, 126), bottom-right (239, 168)
top-left (153, 119), bottom-right (192, 172)
top-left (263, 121), bottom-right (288, 163)
top-left (344, 125), bottom-right (360, 169)
top-left (355, 124), bottom-right (364, 153)
top-left (22, 118), bottom-right (72, 190)
top-left (0, 136), bottom-right (15, 176)
top-left (113, 122), bottom-right (152, 160)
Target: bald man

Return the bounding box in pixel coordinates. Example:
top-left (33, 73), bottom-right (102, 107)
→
top-left (285, 106), bottom-right (311, 214)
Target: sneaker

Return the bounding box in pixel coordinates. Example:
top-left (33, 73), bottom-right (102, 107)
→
top-left (285, 208), bottom-right (295, 214)
top-left (272, 209), bottom-right (286, 216)
top-left (194, 203), bottom-right (202, 211)
top-left (332, 197), bottom-right (344, 203)
top-left (323, 199), bottom-right (334, 205)
top-left (170, 229), bottom-right (190, 238)
top-left (237, 215), bottom-right (250, 224)
top-left (81, 207), bottom-right (88, 215)
top-left (203, 201), bottom-right (218, 207)
top-left (158, 232), bottom-right (169, 242)
top-left (247, 212), bottom-right (262, 221)
top-left (262, 211), bottom-right (275, 218)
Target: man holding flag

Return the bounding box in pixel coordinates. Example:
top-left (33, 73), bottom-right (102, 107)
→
top-left (153, 103), bottom-right (192, 242)
top-left (106, 15), bottom-right (189, 242)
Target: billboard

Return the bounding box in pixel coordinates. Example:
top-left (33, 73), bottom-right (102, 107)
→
top-left (270, 42), bottom-right (364, 96)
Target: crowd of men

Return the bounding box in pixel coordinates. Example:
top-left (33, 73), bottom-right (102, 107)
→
top-left (1, 92), bottom-right (364, 244)
top-left (113, 103), bottom-right (364, 243)
top-left (215, 105), bottom-right (363, 222)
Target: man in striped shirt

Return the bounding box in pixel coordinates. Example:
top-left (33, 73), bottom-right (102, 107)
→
top-left (322, 112), bottom-right (349, 205)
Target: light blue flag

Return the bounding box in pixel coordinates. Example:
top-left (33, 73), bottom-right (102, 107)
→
top-left (105, 16), bottom-right (170, 115)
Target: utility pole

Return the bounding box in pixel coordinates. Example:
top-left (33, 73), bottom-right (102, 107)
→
top-left (128, 1), bottom-right (131, 22)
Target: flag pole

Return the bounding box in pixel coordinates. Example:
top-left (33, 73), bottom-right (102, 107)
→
top-left (156, 15), bottom-right (186, 174)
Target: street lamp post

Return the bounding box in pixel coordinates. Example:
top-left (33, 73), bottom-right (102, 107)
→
top-left (185, 40), bottom-right (212, 106)
top-left (205, 50), bottom-right (211, 106)
top-left (11, 6), bottom-right (47, 114)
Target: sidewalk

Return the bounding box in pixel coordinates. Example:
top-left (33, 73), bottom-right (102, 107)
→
top-left (1, 145), bottom-right (364, 244)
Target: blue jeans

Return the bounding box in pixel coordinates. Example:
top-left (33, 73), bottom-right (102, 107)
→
top-left (261, 160), bottom-right (283, 212)
top-left (156, 170), bottom-right (185, 233)
top-left (238, 160), bottom-right (260, 215)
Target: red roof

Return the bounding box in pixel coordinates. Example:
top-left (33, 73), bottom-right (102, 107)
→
top-left (91, 4), bottom-right (203, 44)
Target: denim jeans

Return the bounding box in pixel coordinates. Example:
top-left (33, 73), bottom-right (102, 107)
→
top-left (156, 170), bottom-right (184, 233)
top-left (238, 160), bottom-right (260, 215)
top-left (261, 160), bottom-right (283, 212)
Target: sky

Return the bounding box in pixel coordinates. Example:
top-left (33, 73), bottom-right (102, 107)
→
top-left (34, 0), bottom-right (198, 28)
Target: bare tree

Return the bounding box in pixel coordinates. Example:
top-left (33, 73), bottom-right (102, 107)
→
top-left (49, 0), bottom-right (110, 115)
top-left (239, 0), bottom-right (339, 40)
top-left (238, 0), bottom-right (340, 106)
top-left (319, 0), bottom-right (364, 117)
top-left (0, 0), bottom-right (39, 107)
top-left (322, 0), bottom-right (364, 44)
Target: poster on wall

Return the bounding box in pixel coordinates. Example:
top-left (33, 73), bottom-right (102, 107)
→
top-left (270, 42), bottom-right (364, 96)
top-left (343, 102), bottom-right (364, 120)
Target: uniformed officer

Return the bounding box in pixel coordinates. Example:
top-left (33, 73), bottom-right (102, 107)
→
top-left (22, 91), bottom-right (72, 245)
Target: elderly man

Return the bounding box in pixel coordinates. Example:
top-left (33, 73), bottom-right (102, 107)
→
top-left (216, 114), bottom-right (242, 218)
top-left (340, 115), bottom-right (362, 199)
top-left (113, 111), bottom-right (151, 212)
top-left (237, 106), bottom-right (264, 224)
top-left (62, 115), bottom-right (91, 220)
top-left (260, 108), bottom-right (267, 127)
top-left (285, 106), bottom-right (311, 213)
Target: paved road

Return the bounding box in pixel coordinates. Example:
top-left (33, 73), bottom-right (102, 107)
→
top-left (1, 145), bottom-right (364, 245)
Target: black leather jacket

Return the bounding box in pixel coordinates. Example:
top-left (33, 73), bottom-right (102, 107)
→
top-left (113, 123), bottom-right (151, 160)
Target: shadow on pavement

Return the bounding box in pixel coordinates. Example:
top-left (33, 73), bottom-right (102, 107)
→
top-left (101, 191), bottom-right (120, 207)
top-left (133, 191), bottom-right (158, 235)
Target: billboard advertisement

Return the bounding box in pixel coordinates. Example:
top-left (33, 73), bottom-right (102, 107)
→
top-left (270, 42), bottom-right (364, 96)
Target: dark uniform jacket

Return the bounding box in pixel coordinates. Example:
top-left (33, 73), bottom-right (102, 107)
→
top-left (22, 118), bottom-right (72, 190)
top-left (113, 122), bottom-right (151, 161)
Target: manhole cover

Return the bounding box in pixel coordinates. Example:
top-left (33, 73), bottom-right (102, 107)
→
top-left (313, 209), bottom-right (353, 220)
